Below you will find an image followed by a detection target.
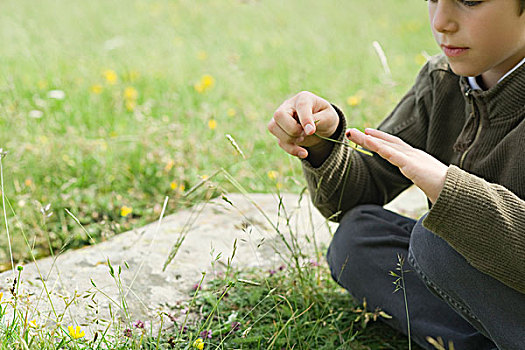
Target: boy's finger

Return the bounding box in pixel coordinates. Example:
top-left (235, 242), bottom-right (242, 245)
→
top-left (346, 128), bottom-right (367, 146)
top-left (278, 140), bottom-right (308, 159)
top-left (272, 107), bottom-right (304, 137)
top-left (364, 128), bottom-right (407, 146)
top-left (268, 120), bottom-right (305, 144)
top-left (347, 128), bottom-right (389, 159)
top-left (294, 95), bottom-right (316, 135)
top-left (347, 128), bottom-right (388, 155)
top-left (312, 108), bottom-right (335, 131)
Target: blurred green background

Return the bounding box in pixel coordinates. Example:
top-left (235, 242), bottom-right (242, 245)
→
top-left (0, 0), bottom-right (437, 266)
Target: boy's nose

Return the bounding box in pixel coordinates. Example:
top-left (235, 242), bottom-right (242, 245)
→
top-left (430, 1), bottom-right (459, 34)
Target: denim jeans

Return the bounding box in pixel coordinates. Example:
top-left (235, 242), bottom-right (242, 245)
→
top-left (326, 204), bottom-right (525, 350)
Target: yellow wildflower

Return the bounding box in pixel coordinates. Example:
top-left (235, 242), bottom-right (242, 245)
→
top-left (227, 108), bottom-right (236, 117)
top-left (28, 320), bottom-right (37, 328)
top-left (193, 338), bottom-right (204, 350)
top-left (276, 182), bottom-right (283, 190)
top-left (124, 87), bottom-right (138, 101)
top-left (90, 84), bottom-right (103, 94)
top-left (201, 75), bottom-right (215, 89)
top-left (123, 86), bottom-right (139, 111)
top-left (208, 119), bottom-right (217, 130)
top-left (68, 325), bottom-right (85, 339)
top-left (347, 95), bottom-right (362, 107)
top-left (24, 178), bottom-right (33, 187)
top-left (103, 69), bottom-right (118, 85)
top-left (267, 170), bottom-right (278, 181)
top-left (194, 75), bottom-right (215, 93)
top-left (120, 206), bottom-right (133, 217)
top-left (0, 292), bottom-right (3, 301)
top-left (170, 181), bottom-right (177, 190)
top-left (197, 51), bottom-right (208, 61)
top-left (179, 184), bottom-right (185, 192)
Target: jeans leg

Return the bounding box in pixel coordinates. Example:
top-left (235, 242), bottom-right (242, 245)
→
top-left (326, 205), bottom-right (496, 350)
top-left (409, 215), bottom-right (525, 350)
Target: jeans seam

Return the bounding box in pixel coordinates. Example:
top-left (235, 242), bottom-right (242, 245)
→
top-left (408, 251), bottom-right (482, 323)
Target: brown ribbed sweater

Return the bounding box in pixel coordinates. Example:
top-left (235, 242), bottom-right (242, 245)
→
top-left (302, 54), bottom-right (525, 294)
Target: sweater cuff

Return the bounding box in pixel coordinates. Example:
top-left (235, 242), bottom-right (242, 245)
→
top-left (423, 165), bottom-right (462, 234)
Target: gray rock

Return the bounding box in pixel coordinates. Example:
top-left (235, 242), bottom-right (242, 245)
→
top-left (0, 188), bottom-right (426, 335)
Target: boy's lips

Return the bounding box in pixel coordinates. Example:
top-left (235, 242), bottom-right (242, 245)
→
top-left (441, 44), bottom-right (469, 57)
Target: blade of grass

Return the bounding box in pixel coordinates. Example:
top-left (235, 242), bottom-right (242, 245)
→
top-left (0, 149), bottom-right (15, 275)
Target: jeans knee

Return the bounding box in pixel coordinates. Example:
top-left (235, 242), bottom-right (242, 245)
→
top-left (326, 205), bottom-right (380, 285)
top-left (408, 216), bottom-right (491, 335)
top-left (408, 216), bottom-right (449, 286)
top-left (408, 216), bottom-right (462, 288)
top-left (326, 204), bottom-right (410, 294)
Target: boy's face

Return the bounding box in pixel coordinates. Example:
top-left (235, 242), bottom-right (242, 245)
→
top-left (428, 0), bottom-right (525, 86)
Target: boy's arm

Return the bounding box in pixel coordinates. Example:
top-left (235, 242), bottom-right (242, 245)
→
top-left (301, 61), bottom-right (435, 220)
top-left (301, 107), bottom-right (412, 220)
top-left (424, 166), bottom-right (525, 294)
top-left (347, 126), bottom-right (525, 294)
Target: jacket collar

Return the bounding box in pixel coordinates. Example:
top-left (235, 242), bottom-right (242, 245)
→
top-left (459, 62), bottom-right (525, 120)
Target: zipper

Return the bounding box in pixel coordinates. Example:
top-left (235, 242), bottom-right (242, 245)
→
top-left (459, 88), bottom-right (481, 168)
top-left (459, 121), bottom-right (482, 168)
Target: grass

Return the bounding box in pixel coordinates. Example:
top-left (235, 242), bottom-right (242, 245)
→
top-left (0, 167), bottom-right (430, 349)
top-left (0, 262), bottom-right (422, 349)
top-left (174, 264), bottom-right (418, 350)
top-left (0, 186), bottom-right (426, 349)
top-left (0, 0), bottom-right (441, 348)
top-left (0, 0), bottom-right (437, 265)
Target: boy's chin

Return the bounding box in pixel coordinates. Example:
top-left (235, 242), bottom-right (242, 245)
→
top-left (447, 61), bottom-right (482, 78)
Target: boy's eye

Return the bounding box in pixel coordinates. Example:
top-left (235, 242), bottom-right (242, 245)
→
top-left (460, 0), bottom-right (482, 6)
top-left (424, 0), bottom-right (483, 6)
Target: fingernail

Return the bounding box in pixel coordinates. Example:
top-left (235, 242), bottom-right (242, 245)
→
top-left (298, 150), bottom-right (307, 158)
top-left (304, 124), bottom-right (315, 135)
top-left (345, 129), bottom-right (351, 138)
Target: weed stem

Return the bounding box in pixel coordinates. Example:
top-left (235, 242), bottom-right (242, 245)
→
top-left (313, 133), bottom-right (373, 156)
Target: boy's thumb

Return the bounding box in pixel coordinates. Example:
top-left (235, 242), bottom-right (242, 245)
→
top-left (304, 124), bottom-right (315, 135)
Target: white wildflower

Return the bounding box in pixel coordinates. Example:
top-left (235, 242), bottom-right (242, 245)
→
top-left (29, 110), bottom-right (44, 119)
top-left (47, 90), bottom-right (65, 100)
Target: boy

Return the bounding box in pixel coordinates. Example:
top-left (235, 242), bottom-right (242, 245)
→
top-left (268, 0), bottom-right (525, 349)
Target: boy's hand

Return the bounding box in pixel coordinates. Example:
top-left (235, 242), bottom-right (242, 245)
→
top-left (346, 128), bottom-right (448, 203)
top-left (268, 91), bottom-right (339, 159)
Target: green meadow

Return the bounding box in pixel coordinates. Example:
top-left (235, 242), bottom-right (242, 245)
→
top-left (0, 0), bottom-right (437, 348)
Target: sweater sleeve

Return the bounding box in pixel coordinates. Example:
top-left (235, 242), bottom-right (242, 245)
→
top-left (301, 61), bottom-right (435, 221)
top-left (424, 165), bottom-right (525, 294)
